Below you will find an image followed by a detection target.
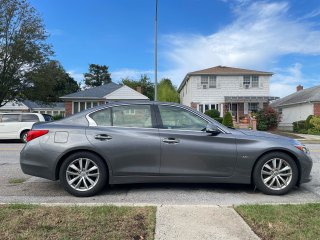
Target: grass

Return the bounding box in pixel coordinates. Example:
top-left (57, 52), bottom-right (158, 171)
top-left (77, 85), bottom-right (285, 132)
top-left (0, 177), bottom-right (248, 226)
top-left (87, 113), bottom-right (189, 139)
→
top-left (8, 178), bottom-right (26, 184)
top-left (0, 204), bottom-right (156, 240)
top-left (235, 203), bottom-right (320, 240)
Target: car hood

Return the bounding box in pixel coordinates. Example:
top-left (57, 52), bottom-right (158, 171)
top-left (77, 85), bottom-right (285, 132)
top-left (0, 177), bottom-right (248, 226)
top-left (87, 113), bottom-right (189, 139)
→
top-left (236, 129), bottom-right (299, 144)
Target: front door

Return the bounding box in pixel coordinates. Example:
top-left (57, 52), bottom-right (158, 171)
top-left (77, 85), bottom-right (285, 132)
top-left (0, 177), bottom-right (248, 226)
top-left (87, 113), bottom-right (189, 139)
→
top-left (86, 104), bottom-right (161, 176)
top-left (158, 105), bottom-right (237, 177)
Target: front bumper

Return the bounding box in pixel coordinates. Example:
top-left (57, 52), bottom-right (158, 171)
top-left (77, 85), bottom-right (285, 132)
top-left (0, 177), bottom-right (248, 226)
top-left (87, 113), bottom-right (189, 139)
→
top-left (299, 153), bottom-right (313, 184)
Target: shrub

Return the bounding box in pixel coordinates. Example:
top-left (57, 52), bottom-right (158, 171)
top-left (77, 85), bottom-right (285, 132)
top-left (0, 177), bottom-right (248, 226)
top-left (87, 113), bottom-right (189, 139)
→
top-left (222, 111), bottom-right (233, 128)
top-left (305, 115), bottom-right (314, 129)
top-left (307, 128), bottom-right (320, 135)
top-left (53, 115), bottom-right (64, 121)
top-left (256, 106), bottom-right (279, 131)
top-left (310, 116), bottom-right (320, 130)
top-left (293, 120), bottom-right (306, 132)
top-left (204, 109), bottom-right (220, 119)
top-left (214, 117), bottom-right (223, 123)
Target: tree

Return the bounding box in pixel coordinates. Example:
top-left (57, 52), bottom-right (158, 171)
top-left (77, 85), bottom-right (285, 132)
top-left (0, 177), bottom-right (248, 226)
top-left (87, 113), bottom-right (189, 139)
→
top-left (157, 78), bottom-right (179, 103)
top-left (121, 74), bottom-right (154, 100)
top-left (0, 0), bottom-right (52, 107)
top-left (84, 64), bottom-right (111, 88)
top-left (24, 60), bottom-right (80, 103)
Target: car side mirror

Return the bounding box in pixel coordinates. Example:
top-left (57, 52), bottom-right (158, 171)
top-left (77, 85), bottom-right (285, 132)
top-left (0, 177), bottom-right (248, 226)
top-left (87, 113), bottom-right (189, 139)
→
top-left (205, 124), bottom-right (220, 135)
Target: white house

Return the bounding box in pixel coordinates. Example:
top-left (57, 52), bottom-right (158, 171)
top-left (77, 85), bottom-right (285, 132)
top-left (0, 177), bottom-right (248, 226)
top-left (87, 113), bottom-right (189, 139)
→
top-left (60, 82), bottom-right (149, 116)
top-left (178, 66), bottom-right (277, 122)
top-left (271, 85), bottom-right (320, 131)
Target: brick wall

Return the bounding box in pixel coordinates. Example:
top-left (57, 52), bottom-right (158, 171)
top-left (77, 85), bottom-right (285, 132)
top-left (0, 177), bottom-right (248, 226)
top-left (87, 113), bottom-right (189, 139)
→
top-left (314, 103), bottom-right (320, 116)
top-left (65, 101), bottom-right (72, 116)
top-left (190, 102), bottom-right (198, 109)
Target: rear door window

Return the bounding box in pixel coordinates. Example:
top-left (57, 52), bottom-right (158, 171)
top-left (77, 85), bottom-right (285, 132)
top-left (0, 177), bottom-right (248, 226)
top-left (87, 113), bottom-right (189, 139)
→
top-left (2, 114), bottom-right (20, 122)
top-left (21, 114), bottom-right (40, 122)
top-left (90, 108), bottom-right (112, 126)
top-left (112, 105), bottom-right (152, 128)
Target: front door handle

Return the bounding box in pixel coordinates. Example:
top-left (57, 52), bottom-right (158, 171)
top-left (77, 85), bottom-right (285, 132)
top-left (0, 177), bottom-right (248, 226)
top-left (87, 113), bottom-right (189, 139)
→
top-left (162, 138), bottom-right (180, 144)
top-left (94, 134), bottom-right (112, 141)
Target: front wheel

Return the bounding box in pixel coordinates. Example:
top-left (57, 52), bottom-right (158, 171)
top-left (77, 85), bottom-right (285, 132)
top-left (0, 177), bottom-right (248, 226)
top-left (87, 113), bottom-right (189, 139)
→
top-left (253, 152), bottom-right (298, 195)
top-left (59, 152), bottom-right (108, 197)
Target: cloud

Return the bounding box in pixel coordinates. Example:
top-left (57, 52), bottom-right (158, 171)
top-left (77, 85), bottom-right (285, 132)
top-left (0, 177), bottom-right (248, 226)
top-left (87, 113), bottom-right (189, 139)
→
top-left (160, 1), bottom-right (320, 97)
top-left (111, 68), bottom-right (154, 82)
top-left (67, 70), bottom-right (83, 82)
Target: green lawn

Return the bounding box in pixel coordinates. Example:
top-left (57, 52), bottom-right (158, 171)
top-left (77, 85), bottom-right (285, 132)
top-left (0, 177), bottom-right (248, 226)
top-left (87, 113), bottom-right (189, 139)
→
top-left (0, 204), bottom-right (156, 240)
top-left (235, 203), bottom-right (320, 240)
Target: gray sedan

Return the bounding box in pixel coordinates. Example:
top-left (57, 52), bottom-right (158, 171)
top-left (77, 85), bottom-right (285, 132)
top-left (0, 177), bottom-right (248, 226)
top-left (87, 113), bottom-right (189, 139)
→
top-left (20, 102), bottom-right (312, 197)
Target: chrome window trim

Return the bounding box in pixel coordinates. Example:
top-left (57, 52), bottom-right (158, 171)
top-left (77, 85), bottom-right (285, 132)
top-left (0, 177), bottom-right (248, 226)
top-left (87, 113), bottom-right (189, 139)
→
top-left (85, 102), bottom-right (228, 134)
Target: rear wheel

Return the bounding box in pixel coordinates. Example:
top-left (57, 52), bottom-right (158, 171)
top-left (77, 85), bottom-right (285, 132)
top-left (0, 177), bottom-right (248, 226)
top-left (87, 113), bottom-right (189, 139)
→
top-left (20, 130), bottom-right (29, 143)
top-left (253, 152), bottom-right (298, 195)
top-left (59, 152), bottom-right (108, 197)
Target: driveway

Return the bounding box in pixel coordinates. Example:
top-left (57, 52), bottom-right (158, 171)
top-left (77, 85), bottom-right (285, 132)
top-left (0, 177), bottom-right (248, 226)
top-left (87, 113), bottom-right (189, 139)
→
top-left (0, 143), bottom-right (320, 205)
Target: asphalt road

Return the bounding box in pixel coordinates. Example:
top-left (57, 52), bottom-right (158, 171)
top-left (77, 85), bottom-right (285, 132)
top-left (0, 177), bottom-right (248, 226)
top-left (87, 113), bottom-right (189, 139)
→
top-left (0, 142), bottom-right (320, 205)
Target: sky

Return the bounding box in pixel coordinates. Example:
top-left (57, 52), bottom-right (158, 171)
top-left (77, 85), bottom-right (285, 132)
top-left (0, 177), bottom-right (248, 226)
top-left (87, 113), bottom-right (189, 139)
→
top-left (29, 0), bottom-right (320, 97)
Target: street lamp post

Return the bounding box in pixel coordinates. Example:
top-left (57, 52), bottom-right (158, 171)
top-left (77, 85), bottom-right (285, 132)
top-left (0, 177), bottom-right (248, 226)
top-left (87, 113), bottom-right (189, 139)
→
top-left (154, 0), bottom-right (158, 101)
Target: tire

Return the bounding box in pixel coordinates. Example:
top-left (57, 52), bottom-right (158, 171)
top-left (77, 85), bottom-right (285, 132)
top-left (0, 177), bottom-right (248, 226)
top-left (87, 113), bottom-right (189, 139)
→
top-left (20, 130), bottom-right (29, 143)
top-left (59, 152), bottom-right (108, 197)
top-left (253, 152), bottom-right (298, 195)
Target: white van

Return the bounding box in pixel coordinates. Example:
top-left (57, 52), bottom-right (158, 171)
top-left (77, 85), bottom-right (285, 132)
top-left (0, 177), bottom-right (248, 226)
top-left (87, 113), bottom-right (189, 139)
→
top-left (0, 113), bottom-right (46, 142)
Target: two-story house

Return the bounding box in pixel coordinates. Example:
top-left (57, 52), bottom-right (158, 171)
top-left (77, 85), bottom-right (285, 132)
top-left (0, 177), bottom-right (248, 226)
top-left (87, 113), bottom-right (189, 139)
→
top-left (178, 66), bottom-right (277, 122)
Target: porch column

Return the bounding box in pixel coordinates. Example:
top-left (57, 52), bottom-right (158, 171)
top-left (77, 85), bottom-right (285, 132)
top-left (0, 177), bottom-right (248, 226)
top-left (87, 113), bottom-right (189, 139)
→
top-left (220, 103), bottom-right (224, 117)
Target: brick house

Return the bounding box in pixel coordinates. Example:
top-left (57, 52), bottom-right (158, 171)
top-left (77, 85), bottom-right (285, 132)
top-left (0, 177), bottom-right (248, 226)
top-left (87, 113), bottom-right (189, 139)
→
top-left (178, 66), bottom-right (278, 122)
top-left (60, 82), bottom-right (149, 116)
top-left (271, 85), bottom-right (320, 131)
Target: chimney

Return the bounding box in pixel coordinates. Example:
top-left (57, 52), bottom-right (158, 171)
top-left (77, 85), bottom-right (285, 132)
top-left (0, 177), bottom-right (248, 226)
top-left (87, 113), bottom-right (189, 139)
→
top-left (136, 86), bottom-right (142, 93)
top-left (296, 85), bottom-right (303, 92)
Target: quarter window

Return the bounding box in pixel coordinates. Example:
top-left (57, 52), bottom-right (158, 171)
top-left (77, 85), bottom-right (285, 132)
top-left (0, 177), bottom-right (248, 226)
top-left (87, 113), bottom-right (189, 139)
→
top-left (159, 105), bottom-right (207, 131)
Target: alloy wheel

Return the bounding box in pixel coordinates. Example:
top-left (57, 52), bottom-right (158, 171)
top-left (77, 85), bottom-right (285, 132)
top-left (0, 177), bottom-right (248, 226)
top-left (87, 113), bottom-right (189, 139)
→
top-left (66, 158), bottom-right (100, 191)
top-left (261, 158), bottom-right (293, 191)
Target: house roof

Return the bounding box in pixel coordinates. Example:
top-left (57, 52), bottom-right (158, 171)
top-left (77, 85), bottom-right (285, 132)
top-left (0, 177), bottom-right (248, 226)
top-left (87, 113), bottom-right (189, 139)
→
top-left (178, 66), bottom-right (273, 92)
top-left (23, 100), bottom-right (64, 109)
top-left (60, 82), bottom-right (122, 99)
top-left (271, 85), bottom-right (320, 108)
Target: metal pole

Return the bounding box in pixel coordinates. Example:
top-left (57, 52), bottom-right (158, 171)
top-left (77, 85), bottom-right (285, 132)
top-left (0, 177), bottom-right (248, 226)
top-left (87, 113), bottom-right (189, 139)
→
top-left (154, 0), bottom-right (158, 101)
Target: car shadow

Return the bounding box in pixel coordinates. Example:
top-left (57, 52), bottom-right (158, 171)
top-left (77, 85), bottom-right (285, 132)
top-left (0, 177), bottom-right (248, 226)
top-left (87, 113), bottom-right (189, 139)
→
top-left (0, 140), bottom-right (23, 144)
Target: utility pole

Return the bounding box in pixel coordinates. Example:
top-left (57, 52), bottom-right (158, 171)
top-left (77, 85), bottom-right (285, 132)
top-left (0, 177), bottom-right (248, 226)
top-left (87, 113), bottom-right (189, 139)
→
top-left (154, 0), bottom-right (158, 101)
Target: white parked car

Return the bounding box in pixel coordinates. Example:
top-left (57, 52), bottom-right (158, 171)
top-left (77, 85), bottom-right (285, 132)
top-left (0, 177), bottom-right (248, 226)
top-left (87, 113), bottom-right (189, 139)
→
top-left (0, 113), bottom-right (46, 142)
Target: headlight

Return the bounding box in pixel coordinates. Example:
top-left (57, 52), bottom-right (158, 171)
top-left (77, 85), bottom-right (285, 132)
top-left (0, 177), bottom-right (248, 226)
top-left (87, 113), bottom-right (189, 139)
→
top-left (295, 145), bottom-right (310, 154)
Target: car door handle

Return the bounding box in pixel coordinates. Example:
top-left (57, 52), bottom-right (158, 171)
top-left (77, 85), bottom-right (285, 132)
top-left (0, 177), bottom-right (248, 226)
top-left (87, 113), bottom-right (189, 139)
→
top-left (162, 138), bottom-right (180, 144)
top-left (94, 134), bottom-right (112, 140)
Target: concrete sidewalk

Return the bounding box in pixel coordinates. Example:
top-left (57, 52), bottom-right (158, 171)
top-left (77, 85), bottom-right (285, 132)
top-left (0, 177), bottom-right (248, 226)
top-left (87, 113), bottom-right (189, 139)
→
top-left (155, 205), bottom-right (259, 240)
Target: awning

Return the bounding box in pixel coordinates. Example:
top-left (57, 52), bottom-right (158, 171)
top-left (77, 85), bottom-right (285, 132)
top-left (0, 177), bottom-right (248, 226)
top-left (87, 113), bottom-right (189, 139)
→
top-left (224, 96), bottom-right (279, 103)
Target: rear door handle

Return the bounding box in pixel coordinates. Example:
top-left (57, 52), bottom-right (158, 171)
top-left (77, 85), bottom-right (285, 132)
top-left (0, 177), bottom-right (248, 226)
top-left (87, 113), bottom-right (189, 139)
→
top-left (162, 138), bottom-right (180, 144)
top-left (94, 134), bottom-right (112, 140)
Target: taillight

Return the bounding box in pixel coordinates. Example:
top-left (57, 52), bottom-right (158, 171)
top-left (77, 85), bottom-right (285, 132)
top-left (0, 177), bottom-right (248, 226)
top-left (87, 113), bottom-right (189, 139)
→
top-left (26, 130), bottom-right (49, 142)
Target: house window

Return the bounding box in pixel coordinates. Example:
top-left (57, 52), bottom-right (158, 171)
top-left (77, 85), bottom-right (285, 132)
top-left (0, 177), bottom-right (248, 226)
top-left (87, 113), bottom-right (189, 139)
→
top-left (199, 105), bottom-right (204, 113)
top-left (243, 76), bottom-right (251, 89)
top-left (209, 76), bottom-right (216, 88)
top-left (80, 102), bottom-right (86, 111)
top-left (243, 76), bottom-right (259, 89)
top-left (248, 102), bottom-right (259, 112)
top-left (252, 76), bottom-right (259, 88)
top-left (201, 76), bottom-right (208, 89)
top-left (73, 102), bottom-right (79, 113)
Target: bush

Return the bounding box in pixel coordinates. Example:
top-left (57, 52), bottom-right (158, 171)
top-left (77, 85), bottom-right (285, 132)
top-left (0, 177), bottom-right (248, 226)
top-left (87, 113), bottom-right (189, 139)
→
top-left (53, 115), bottom-right (64, 121)
top-left (310, 116), bottom-right (320, 130)
top-left (214, 117), bottom-right (223, 123)
top-left (204, 109), bottom-right (220, 119)
top-left (307, 128), bottom-right (320, 135)
top-left (305, 115), bottom-right (314, 129)
top-left (222, 112), bottom-right (233, 128)
top-left (293, 120), bottom-right (306, 132)
top-left (256, 106), bottom-right (279, 131)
